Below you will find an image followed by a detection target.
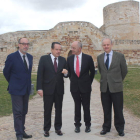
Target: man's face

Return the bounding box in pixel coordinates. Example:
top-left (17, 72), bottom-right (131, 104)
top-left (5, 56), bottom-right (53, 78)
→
top-left (51, 44), bottom-right (61, 57)
top-left (102, 39), bottom-right (112, 53)
top-left (71, 42), bottom-right (81, 55)
top-left (18, 38), bottom-right (29, 54)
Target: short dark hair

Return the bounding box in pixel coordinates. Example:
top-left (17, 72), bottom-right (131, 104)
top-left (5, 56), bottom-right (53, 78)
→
top-left (18, 37), bottom-right (27, 44)
top-left (51, 42), bottom-right (61, 49)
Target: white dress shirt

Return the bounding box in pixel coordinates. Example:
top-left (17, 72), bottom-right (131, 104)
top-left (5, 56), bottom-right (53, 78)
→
top-left (18, 50), bottom-right (29, 69)
top-left (104, 50), bottom-right (113, 68)
top-left (74, 52), bottom-right (82, 73)
top-left (50, 53), bottom-right (58, 66)
top-left (50, 53), bottom-right (68, 76)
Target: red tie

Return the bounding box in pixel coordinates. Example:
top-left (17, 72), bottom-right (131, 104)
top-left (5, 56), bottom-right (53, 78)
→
top-left (76, 55), bottom-right (80, 77)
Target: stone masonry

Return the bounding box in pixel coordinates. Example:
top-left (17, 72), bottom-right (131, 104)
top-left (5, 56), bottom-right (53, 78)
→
top-left (0, 1), bottom-right (140, 71)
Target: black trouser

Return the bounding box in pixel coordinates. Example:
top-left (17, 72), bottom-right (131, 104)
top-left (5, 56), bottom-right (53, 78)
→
top-left (43, 88), bottom-right (63, 131)
top-left (11, 93), bottom-right (29, 137)
top-left (101, 87), bottom-right (125, 132)
top-left (71, 90), bottom-right (91, 127)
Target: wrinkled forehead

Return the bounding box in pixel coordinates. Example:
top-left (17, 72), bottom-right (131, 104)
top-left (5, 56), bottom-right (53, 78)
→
top-left (53, 44), bottom-right (61, 49)
top-left (20, 38), bottom-right (29, 43)
top-left (102, 38), bottom-right (112, 45)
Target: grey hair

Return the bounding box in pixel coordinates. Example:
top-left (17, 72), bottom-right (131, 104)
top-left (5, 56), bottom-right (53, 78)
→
top-left (18, 37), bottom-right (27, 44)
top-left (78, 42), bottom-right (82, 48)
top-left (102, 37), bottom-right (113, 45)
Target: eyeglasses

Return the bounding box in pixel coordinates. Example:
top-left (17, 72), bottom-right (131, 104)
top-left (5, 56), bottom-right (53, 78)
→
top-left (19, 43), bottom-right (30, 46)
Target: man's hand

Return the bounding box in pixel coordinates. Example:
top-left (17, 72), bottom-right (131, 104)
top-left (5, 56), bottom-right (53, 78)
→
top-left (37, 90), bottom-right (43, 97)
top-left (62, 69), bottom-right (68, 74)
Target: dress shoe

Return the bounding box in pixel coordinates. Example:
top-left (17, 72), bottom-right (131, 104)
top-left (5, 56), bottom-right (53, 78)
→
top-left (100, 129), bottom-right (110, 135)
top-left (17, 137), bottom-right (23, 140)
top-left (23, 132), bottom-right (32, 139)
top-left (118, 131), bottom-right (125, 136)
top-left (85, 126), bottom-right (91, 133)
top-left (44, 131), bottom-right (49, 137)
top-left (55, 130), bottom-right (63, 136)
top-left (75, 126), bottom-right (80, 133)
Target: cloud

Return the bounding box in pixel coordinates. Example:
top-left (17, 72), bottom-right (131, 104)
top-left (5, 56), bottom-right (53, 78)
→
top-left (0, 0), bottom-right (125, 35)
top-left (12, 0), bottom-right (87, 11)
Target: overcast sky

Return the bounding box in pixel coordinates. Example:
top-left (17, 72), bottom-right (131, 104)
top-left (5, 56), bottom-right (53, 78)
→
top-left (0, 0), bottom-right (139, 35)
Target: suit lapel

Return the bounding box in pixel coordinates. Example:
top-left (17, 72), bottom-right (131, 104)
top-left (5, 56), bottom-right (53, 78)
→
top-left (48, 54), bottom-right (56, 72)
top-left (109, 51), bottom-right (117, 70)
top-left (80, 53), bottom-right (85, 76)
top-left (57, 57), bottom-right (63, 73)
top-left (101, 53), bottom-right (107, 70)
top-left (27, 53), bottom-right (32, 71)
top-left (16, 51), bottom-right (26, 70)
top-left (70, 55), bottom-right (75, 73)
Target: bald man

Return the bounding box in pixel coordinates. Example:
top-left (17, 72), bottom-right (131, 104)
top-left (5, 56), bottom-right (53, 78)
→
top-left (67, 41), bottom-right (95, 133)
top-left (97, 38), bottom-right (127, 136)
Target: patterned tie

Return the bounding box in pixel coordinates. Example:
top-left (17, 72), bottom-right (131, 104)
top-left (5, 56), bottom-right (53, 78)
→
top-left (76, 55), bottom-right (80, 77)
top-left (54, 58), bottom-right (57, 72)
top-left (105, 54), bottom-right (109, 70)
top-left (23, 55), bottom-right (28, 70)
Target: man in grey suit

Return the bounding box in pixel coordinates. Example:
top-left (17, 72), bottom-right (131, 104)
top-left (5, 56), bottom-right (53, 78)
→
top-left (97, 37), bottom-right (127, 137)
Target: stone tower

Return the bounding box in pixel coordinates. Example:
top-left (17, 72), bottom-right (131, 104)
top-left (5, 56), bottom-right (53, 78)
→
top-left (102, 1), bottom-right (139, 40)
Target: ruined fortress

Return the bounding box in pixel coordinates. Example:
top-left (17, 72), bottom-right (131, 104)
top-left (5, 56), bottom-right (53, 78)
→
top-left (0, 1), bottom-right (140, 71)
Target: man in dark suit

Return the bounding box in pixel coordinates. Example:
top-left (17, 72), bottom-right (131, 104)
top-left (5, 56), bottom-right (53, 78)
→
top-left (3, 38), bottom-right (33, 140)
top-left (37, 42), bottom-right (68, 137)
top-left (97, 37), bottom-right (128, 136)
top-left (67, 41), bottom-right (95, 133)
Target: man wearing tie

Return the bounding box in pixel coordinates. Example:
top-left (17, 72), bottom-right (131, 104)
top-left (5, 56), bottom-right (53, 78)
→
top-left (67, 41), bottom-right (95, 133)
top-left (3, 38), bottom-right (33, 140)
top-left (97, 37), bottom-right (128, 136)
top-left (37, 42), bottom-right (68, 137)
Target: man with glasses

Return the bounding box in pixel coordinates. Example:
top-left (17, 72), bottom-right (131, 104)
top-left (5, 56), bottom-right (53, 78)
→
top-left (3, 38), bottom-right (33, 140)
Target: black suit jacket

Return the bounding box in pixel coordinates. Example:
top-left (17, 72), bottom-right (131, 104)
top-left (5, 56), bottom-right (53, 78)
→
top-left (37, 54), bottom-right (67, 95)
top-left (67, 53), bottom-right (95, 93)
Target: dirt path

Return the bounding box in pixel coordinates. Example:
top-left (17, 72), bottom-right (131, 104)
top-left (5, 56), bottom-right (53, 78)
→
top-left (0, 79), bottom-right (140, 140)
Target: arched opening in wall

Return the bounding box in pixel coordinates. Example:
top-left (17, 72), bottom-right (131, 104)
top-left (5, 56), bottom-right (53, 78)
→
top-left (68, 50), bottom-right (72, 57)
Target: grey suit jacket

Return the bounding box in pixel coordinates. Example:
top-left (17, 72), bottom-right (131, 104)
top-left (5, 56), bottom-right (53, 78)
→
top-left (97, 51), bottom-right (128, 93)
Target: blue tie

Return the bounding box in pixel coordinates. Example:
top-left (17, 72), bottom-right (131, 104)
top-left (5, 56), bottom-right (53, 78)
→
top-left (105, 54), bottom-right (109, 70)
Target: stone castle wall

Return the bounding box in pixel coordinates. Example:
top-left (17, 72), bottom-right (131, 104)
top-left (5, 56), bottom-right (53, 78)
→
top-left (0, 1), bottom-right (140, 72)
top-left (0, 21), bottom-right (106, 71)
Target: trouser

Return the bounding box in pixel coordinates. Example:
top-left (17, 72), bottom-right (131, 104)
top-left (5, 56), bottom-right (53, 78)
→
top-left (101, 87), bottom-right (125, 132)
top-left (71, 90), bottom-right (91, 127)
top-left (43, 88), bottom-right (63, 131)
top-left (11, 93), bottom-right (29, 137)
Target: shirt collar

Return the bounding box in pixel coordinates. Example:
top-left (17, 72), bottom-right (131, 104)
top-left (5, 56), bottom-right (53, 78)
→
top-left (50, 53), bottom-right (58, 60)
top-left (75, 52), bottom-right (82, 59)
top-left (105, 50), bottom-right (113, 56)
top-left (18, 50), bottom-right (27, 57)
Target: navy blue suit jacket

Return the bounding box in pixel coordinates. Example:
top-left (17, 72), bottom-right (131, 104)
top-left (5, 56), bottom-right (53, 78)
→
top-left (3, 51), bottom-right (33, 95)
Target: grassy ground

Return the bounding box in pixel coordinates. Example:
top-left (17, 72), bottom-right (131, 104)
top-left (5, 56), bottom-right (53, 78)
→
top-left (1, 68), bottom-right (140, 118)
top-left (95, 67), bottom-right (140, 118)
top-left (0, 73), bottom-right (37, 117)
